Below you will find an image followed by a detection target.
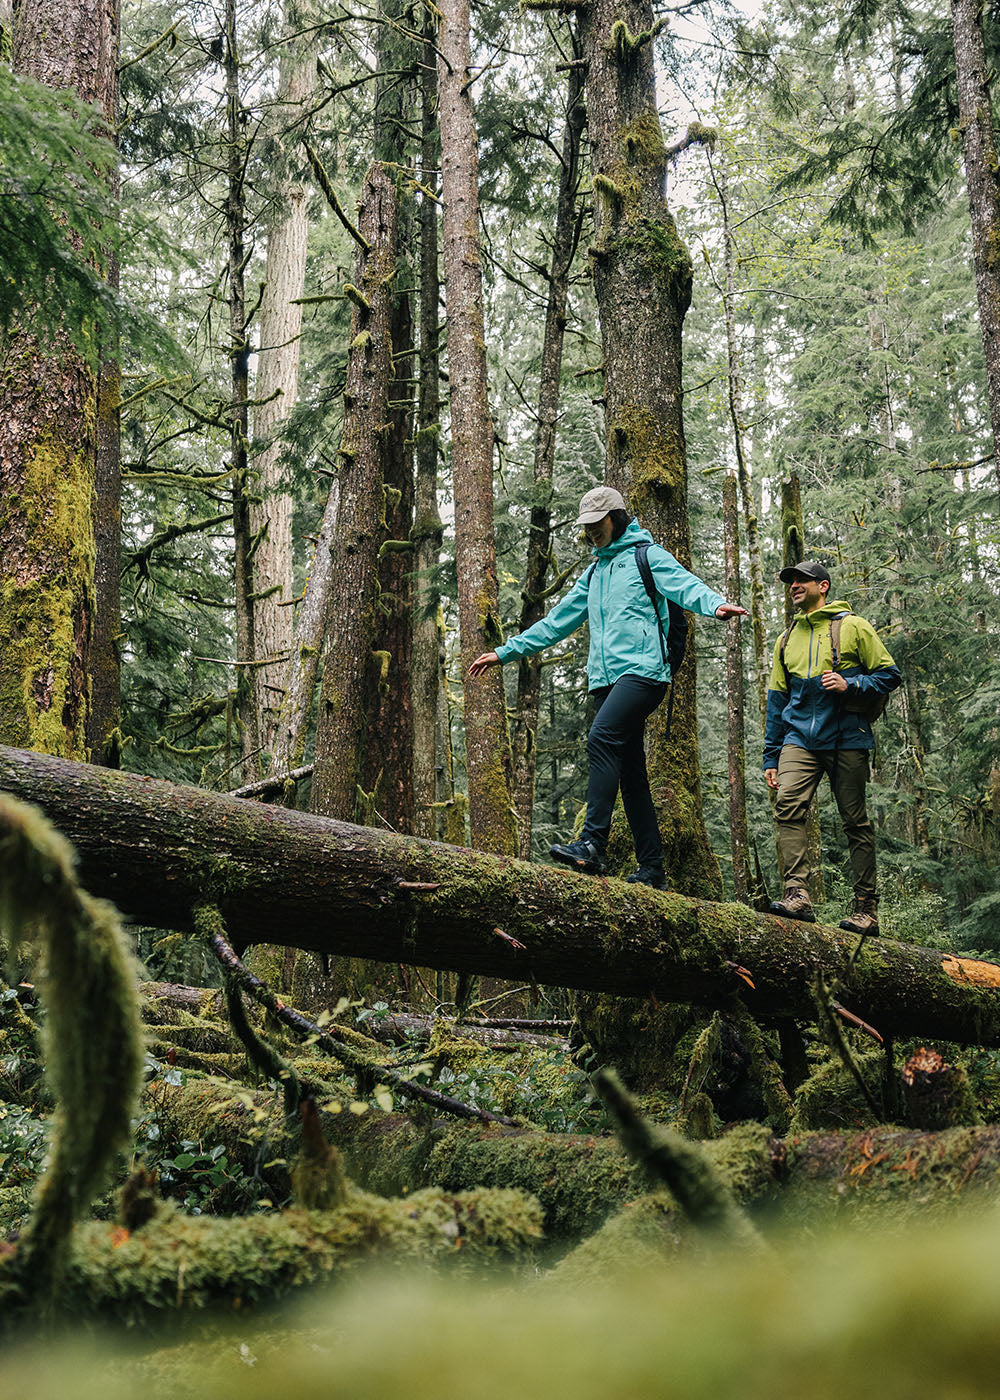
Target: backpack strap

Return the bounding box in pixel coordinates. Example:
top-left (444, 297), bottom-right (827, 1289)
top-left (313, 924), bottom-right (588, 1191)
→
top-left (828, 611), bottom-right (852, 671)
top-left (632, 543), bottom-right (668, 667)
top-left (777, 621), bottom-right (796, 692)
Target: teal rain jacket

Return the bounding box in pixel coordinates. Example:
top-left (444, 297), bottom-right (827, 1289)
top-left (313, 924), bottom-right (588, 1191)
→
top-left (495, 519), bottom-right (726, 690)
top-left (762, 599), bottom-right (901, 769)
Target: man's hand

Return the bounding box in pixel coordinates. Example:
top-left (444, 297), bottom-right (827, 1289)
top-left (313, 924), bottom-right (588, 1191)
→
top-left (820, 671), bottom-right (848, 692)
top-left (764, 768), bottom-right (779, 791)
top-left (715, 603), bottom-right (749, 619)
top-left (468, 651), bottom-right (500, 678)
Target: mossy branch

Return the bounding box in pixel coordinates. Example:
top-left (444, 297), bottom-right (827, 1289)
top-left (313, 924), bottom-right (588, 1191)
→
top-left (607, 17), bottom-right (667, 59)
top-left (194, 904), bottom-right (301, 1117)
top-left (303, 140), bottom-right (370, 251)
top-left (665, 121), bottom-right (717, 160)
top-left (345, 283), bottom-right (371, 314)
top-left (813, 973), bottom-right (884, 1119)
top-left (205, 926), bottom-right (521, 1127)
top-left (0, 796), bottom-right (143, 1300)
top-left (593, 173), bottom-right (625, 210)
top-left (592, 1067), bottom-right (764, 1250)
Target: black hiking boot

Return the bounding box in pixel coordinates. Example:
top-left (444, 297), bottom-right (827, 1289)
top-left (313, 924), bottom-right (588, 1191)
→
top-left (549, 838), bottom-right (607, 875)
top-left (769, 886), bottom-right (816, 922)
top-left (625, 865), bottom-right (667, 890)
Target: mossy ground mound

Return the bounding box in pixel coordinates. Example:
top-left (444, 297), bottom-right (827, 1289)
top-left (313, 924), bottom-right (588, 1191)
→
top-left (6, 1209), bottom-right (1000, 1397)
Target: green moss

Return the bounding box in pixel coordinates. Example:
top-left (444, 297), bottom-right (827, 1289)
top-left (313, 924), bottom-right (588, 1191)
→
top-left (789, 1050), bottom-right (885, 1132)
top-left (0, 1186), bottom-right (543, 1328)
top-left (0, 795), bottom-right (144, 1297)
top-left (0, 422), bottom-right (96, 756)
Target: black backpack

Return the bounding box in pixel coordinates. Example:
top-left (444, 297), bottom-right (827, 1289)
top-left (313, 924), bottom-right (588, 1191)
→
top-left (586, 541), bottom-right (689, 736)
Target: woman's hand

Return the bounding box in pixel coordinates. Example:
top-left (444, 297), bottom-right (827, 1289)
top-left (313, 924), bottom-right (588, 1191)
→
top-left (468, 651), bottom-right (500, 677)
top-left (715, 603), bottom-right (749, 619)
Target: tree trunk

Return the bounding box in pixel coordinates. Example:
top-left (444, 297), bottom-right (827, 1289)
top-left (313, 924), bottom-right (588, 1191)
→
top-left (511, 56), bottom-right (585, 860)
top-left (310, 165), bottom-right (398, 821)
top-left (868, 303), bottom-right (931, 856)
top-left (224, 0), bottom-right (259, 783)
top-left (436, 0), bottom-right (517, 856)
top-left (709, 141), bottom-right (768, 725)
top-left (361, 0), bottom-right (419, 834)
top-left (411, 18), bottom-right (446, 841)
top-left (251, 1), bottom-right (315, 755)
top-left (951, 0), bottom-right (1000, 506)
top-left (0, 0), bottom-right (119, 759)
top-left (266, 480), bottom-right (338, 780)
top-left (5, 744), bottom-right (1000, 1047)
top-left (577, 0), bottom-right (719, 897)
top-left (723, 473), bottom-right (750, 902)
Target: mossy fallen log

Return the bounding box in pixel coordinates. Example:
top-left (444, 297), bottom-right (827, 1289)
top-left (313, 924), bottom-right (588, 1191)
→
top-left (3, 744), bottom-right (1000, 1046)
top-left (0, 1187), bottom-right (543, 1330)
top-left (149, 1075), bottom-right (1000, 1241)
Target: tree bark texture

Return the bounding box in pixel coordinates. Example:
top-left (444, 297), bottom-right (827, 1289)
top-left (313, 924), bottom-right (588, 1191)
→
top-left (5, 744), bottom-right (1000, 1048)
top-left (723, 473), bottom-right (750, 902)
top-left (709, 143), bottom-right (769, 724)
top-left (511, 57), bottom-right (585, 860)
top-left (951, 0), bottom-right (1000, 506)
top-left (310, 165), bottom-right (398, 821)
top-left (577, 0), bottom-right (719, 897)
top-left (0, 0), bottom-right (119, 759)
top-left (266, 480), bottom-right (338, 780)
top-left (362, 2), bottom-right (419, 834)
top-left (411, 21), bottom-right (445, 841)
top-left (869, 303), bottom-right (931, 855)
top-left (436, 0), bottom-right (517, 855)
top-left (250, 1), bottom-right (315, 754)
top-left (225, 0), bottom-right (260, 781)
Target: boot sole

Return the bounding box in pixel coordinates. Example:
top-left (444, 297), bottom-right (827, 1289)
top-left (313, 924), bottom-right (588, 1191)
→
top-left (769, 905), bottom-right (816, 922)
top-left (550, 847), bottom-right (605, 875)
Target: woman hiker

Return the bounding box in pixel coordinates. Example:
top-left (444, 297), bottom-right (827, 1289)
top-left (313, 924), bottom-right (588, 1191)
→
top-left (469, 486), bottom-right (747, 888)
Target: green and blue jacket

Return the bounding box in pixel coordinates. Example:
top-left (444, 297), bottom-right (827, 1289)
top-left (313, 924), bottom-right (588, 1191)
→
top-left (495, 519), bottom-right (726, 690)
top-left (762, 599), bottom-right (901, 769)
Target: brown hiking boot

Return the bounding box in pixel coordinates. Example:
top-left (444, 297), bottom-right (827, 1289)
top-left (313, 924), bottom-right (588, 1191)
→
top-left (839, 898), bottom-right (880, 937)
top-left (769, 886), bottom-right (816, 922)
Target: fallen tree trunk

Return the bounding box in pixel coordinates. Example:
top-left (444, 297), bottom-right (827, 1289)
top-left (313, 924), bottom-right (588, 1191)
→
top-left (0, 1186), bottom-right (543, 1330)
top-left (3, 745), bottom-right (1000, 1046)
top-left (154, 1076), bottom-right (1000, 1241)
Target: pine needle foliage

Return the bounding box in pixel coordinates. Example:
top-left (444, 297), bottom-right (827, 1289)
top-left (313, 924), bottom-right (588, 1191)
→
top-left (0, 67), bottom-right (120, 353)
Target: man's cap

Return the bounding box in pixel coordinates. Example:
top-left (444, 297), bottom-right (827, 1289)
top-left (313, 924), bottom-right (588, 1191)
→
top-left (576, 485), bottom-right (628, 525)
top-left (778, 560), bottom-right (831, 585)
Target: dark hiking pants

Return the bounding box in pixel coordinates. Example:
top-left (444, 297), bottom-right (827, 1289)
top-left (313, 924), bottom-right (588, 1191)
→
top-left (581, 674), bottom-right (668, 867)
top-left (775, 744), bottom-right (876, 900)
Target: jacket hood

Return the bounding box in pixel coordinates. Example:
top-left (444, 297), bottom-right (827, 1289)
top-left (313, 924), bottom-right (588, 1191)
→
top-left (792, 599), bottom-right (853, 622)
top-left (593, 518), bottom-right (653, 558)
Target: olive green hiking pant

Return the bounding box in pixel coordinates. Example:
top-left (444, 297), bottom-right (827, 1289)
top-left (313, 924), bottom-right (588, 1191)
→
top-left (775, 745), bottom-right (876, 900)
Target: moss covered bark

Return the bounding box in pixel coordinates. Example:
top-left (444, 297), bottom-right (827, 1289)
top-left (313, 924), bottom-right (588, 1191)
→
top-left (310, 165), bottom-right (398, 821)
top-left (576, 0), bottom-right (719, 898)
top-left (7, 746), bottom-right (1000, 1048)
top-left (0, 1187), bottom-right (542, 1330)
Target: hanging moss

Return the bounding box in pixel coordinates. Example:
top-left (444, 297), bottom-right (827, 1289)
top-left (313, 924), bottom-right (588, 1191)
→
top-left (0, 795), bottom-right (144, 1299)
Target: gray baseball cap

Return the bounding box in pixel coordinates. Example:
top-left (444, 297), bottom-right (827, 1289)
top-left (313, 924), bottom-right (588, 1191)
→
top-left (576, 485), bottom-right (628, 525)
top-left (778, 560), bottom-right (831, 585)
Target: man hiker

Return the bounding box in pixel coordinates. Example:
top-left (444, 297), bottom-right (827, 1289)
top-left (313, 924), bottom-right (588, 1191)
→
top-left (469, 486), bottom-right (746, 889)
top-left (763, 561), bottom-right (901, 934)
